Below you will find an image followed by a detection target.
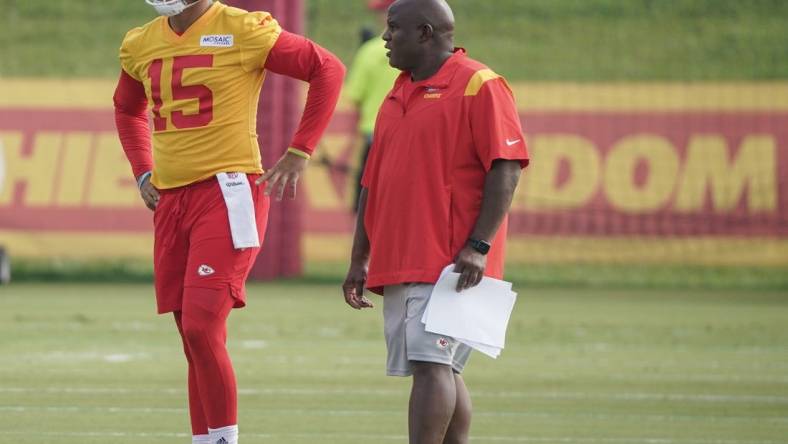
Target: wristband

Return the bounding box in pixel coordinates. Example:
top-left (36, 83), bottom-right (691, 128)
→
top-left (287, 147), bottom-right (311, 160)
top-left (136, 171), bottom-right (152, 189)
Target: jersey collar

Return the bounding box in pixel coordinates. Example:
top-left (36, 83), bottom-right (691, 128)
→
top-left (420, 48), bottom-right (466, 89)
top-left (391, 48), bottom-right (467, 95)
top-left (161, 1), bottom-right (222, 43)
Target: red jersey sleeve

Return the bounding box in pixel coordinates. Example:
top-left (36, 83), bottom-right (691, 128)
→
top-left (469, 78), bottom-right (529, 171)
top-left (263, 30), bottom-right (346, 156)
top-left (113, 69), bottom-right (153, 178)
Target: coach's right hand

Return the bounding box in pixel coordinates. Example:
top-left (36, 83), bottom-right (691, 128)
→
top-left (343, 261), bottom-right (374, 310)
top-left (139, 174), bottom-right (160, 211)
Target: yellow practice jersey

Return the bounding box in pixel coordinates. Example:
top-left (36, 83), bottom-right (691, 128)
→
top-left (119, 1), bottom-right (281, 189)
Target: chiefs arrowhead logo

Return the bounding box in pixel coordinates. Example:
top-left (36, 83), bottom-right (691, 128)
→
top-left (198, 264), bottom-right (215, 276)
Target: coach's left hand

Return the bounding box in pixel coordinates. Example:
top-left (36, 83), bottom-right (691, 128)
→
top-left (256, 150), bottom-right (308, 201)
top-left (454, 246), bottom-right (487, 292)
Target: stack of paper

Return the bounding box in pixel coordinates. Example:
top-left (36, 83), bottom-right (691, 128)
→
top-left (421, 264), bottom-right (518, 358)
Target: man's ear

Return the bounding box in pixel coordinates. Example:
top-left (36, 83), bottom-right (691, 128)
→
top-left (419, 23), bottom-right (434, 42)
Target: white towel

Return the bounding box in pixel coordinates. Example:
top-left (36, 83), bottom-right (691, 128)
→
top-left (216, 172), bottom-right (260, 249)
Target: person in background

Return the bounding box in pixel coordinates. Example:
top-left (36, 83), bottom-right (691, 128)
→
top-left (345, 0), bottom-right (400, 212)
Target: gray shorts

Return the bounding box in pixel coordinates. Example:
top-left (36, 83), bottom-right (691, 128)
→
top-left (383, 283), bottom-right (472, 377)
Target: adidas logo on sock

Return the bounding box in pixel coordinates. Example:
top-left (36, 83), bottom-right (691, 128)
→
top-left (216, 438), bottom-right (228, 444)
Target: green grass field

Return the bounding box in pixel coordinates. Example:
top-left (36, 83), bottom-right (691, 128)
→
top-left (1, 0), bottom-right (787, 80)
top-left (1, 283), bottom-right (787, 443)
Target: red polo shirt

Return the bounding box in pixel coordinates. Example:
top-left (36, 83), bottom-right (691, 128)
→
top-left (361, 49), bottom-right (529, 294)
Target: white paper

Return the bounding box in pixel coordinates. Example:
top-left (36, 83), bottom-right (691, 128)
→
top-left (457, 337), bottom-right (502, 358)
top-left (216, 172), bottom-right (260, 249)
top-left (422, 264), bottom-right (518, 358)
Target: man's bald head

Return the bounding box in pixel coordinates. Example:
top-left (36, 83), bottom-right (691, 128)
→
top-left (389, 0), bottom-right (455, 46)
top-left (382, 0), bottom-right (456, 76)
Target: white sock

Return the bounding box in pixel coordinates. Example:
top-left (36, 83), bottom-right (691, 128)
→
top-left (193, 435), bottom-right (211, 444)
top-left (208, 425), bottom-right (238, 444)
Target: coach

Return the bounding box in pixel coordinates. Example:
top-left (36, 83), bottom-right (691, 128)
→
top-left (341, 0), bottom-right (529, 443)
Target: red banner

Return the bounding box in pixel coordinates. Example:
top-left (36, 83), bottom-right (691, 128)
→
top-left (1, 82), bottom-right (787, 264)
top-left (303, 111), bottom-right (788, 236)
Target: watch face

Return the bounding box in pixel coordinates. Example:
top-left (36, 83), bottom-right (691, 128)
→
top-left (470, 239), bottom-right (490, 254)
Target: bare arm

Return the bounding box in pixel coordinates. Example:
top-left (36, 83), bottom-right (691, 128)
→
top-left (342, 188), bottom-right (374, 309)
top-left (454, 159), bottom-right (522, 291)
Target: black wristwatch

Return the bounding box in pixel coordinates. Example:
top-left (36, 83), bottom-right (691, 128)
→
top-left (467, 238), bottom-right (491, 255)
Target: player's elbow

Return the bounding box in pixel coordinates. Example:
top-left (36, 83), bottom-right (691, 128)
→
top-left (335, 56), bottom-right (347, 80)
top-left (112, 90), bottom-right (127, 113)
top-left (113, 97), bottom-right (132, 119)
top-left (113, 91), bottom-right (146, 117)
top-left (322, 52), bottom-right (347, 83)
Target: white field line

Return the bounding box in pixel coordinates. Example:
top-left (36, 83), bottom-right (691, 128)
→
top-left (6, 342), bottom-right (788, 371)
top-left (1, 386), bottom-right (787, 404)
top-left (1, 405), bottom-right (787, 424)
top-left (3, 366), bottom-right (787, 384)
top-left (2, 430), bottom-right (785, 444)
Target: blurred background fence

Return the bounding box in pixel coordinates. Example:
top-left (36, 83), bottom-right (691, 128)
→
top-left (1, 0), bottom-right (786, 287)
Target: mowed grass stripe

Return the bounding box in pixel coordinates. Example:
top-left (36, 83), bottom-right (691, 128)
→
top-left (3, 367), bottom-right (788, 384)
top-left (2, 386), bottom-right (788, 404)
top-left (3, 404), bottom-right (788, 424)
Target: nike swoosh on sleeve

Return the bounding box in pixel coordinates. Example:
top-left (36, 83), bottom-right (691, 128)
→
top-left (506, 139), bottom-right (521, 146)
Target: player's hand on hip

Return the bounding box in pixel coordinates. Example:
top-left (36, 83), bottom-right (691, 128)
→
top-left (454, 246), bottom-right (487, 292)
top-left (255, 150), bottom-right (309, 201)
top-left (139, 175), bottom-right (159, 211)
top-left (342, 261), bottom-right (374, 310)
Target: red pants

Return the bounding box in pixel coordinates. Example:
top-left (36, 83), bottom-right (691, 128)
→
top-left (153, 174), bottom-right (268, 433)
top-left (153, 174), bottom-right (269, 314)
top-left (175, 292), bottom-right (235, 433)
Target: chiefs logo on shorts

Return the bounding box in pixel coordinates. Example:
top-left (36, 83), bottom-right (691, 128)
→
top-left (198, 264), bottom-right (215, 276)
top-left (436, 338), bottom-right (450, 349)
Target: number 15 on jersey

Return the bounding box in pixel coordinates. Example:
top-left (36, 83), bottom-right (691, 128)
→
top-left (148, 55), bottom-right (215, 131)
